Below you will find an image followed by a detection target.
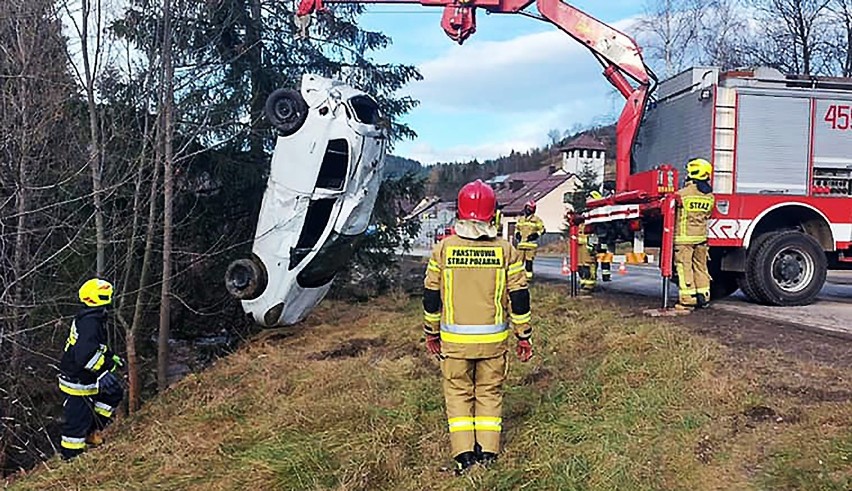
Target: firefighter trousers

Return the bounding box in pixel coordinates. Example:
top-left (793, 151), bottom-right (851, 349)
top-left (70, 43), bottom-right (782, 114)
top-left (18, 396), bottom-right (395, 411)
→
top-left (579, 261), bottom-right (597, 291)
top-left (674, 242), bottom-right (710, 306)
top-left (519, 247), bottom-right (536, 278)
top-left (441, 354), bottom-right (508, 457)
top-left (61, 387), bottom-right (123, 459)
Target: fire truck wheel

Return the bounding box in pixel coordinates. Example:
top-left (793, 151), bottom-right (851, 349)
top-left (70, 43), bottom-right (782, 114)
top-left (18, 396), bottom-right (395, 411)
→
top-left (225, 257), bottom-right (268, 300)
top-left (750, 231), bottom-right (826, 306)
top-left (737, 234), bottom-right (775, 304)
top-left (265, 89), bottom-right (308, 136)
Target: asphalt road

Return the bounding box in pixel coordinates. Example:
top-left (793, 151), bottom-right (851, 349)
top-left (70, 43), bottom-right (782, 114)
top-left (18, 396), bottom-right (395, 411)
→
top-left (534, 256), bottom-right (852, 338)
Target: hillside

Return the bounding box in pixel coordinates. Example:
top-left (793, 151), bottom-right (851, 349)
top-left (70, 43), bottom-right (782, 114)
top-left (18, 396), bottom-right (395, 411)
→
top-left (8, 285), bottom-right (851, 490)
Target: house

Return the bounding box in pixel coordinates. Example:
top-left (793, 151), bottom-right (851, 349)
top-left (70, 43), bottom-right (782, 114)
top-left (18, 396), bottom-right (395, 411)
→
top-left (559, 134), bottom-right (607, 186)
top-left (411, 199), bottom-right (457, 249)
top-left (487, 166), bottom-right (583, 242)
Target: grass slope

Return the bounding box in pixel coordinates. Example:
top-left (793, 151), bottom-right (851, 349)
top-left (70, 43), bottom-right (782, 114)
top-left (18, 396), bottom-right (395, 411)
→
top-left (10, 286), bottom-right (851, 490)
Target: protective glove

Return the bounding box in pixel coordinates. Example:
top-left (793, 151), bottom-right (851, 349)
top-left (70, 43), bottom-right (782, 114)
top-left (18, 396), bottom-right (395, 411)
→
top-left (97, 371), bottom-right (121, 394)
top-left (425, 334), bottom-right (442, 356)
top-left (516, 339), bottom-right (533, 362)
top-left (514, 232), bottom-right (522, 241)
top-left (528, 232), bottom-right (539, 241)
top-left (111, 354), bottom-right (124, 372)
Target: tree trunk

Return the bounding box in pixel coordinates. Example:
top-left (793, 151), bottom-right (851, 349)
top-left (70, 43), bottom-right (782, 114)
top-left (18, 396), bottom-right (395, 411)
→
top-left (247, 0), bottom-right (265, 159)
top-left (157, 0), bottom-right (176, 392)
top-left (80, 0), bottom-right (106, 276)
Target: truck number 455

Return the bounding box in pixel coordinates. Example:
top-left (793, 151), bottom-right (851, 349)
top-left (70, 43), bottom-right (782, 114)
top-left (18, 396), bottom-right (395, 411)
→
top-left (825, 104), bottom-right (852, 130)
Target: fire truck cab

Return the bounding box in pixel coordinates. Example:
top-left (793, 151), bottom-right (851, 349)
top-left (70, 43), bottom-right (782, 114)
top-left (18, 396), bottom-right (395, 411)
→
top-left (587, 66), bottom-right (852, 306)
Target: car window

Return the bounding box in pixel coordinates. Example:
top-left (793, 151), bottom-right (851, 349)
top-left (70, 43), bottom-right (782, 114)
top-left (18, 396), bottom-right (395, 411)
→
top-left (316, 139), bottom-right (348, 190)
top-left (349, 95), bottom-right (381, 125)
top-left (290, 198), bottom-right (336, 270)
top-left (297, 232), bottom-right (362, 288)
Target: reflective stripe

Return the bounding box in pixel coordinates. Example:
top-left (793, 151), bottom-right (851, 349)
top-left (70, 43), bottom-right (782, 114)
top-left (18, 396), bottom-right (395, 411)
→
top-left (58, 377), bottom-right (98, 396)
top-left (441, 323), bottom-right (507, 334)
top-left (440, 330), bottom-right (509, 344)
top-left (84, 351), bottom-right (106, 371)
top-left (474, 416), bottom-right (502, 432)
top-left (424, 311), bottom-right (441, 323)
top-left (507, 261), bottom-right (525, 275)
top-left (443, 269), bottom-right (455, 325)
top-left (494, 270), bottom-right (505, 325)
top-left (518, 242), bottom-right (538, 249)
top-left (510, 312), bottom-right (531, 325)
top-left (94, 401), bottom-right (114, 418)
top-left (61, 436), bottom-right (87, 450)
top-left (427, 259), bottom-right (440, 273)
top-left (448, 416), bottom-right (475, 433)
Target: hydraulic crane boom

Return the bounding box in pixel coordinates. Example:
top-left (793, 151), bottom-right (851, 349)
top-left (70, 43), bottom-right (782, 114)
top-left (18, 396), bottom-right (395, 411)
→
top-left (296, 0), bottom-right (656, 192)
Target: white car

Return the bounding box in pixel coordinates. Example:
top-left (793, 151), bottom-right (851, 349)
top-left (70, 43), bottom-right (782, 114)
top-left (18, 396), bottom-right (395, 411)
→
top-left (225, 74), bottom-right (388, 327)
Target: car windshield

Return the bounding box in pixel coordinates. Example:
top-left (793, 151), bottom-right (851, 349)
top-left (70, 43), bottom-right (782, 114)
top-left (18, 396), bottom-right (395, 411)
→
top-left (297, 232), bottom-right (363, 288)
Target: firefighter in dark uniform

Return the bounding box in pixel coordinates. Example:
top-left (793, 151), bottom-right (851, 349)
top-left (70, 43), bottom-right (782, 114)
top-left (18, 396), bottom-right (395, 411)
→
top-left (674, 158), bottom-right (715, 310)
top-left (514, 201), bottom-right (545, 279)
top-left (59, 278), bottom-right (124, 460)
top-left (423, 180), bottom-right (533, 475)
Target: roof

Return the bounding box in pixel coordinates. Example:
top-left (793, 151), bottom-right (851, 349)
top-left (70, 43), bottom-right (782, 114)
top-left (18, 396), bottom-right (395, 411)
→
top-left (560, 133), bottom-right (607, 152)
top-left (490, 168), bottom-right (575, 216)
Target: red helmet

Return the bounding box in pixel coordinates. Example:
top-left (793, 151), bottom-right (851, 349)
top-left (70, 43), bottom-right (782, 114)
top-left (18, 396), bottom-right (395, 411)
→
top-left (524, 200), bottom-right (536, 213)
top-left (457, 180), bottom-right (496, 222)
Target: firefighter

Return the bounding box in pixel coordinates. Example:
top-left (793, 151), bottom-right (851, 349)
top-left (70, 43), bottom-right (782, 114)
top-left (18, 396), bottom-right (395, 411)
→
top-left (514, 201), bottom-right (545, 279)
top-left (577, 229), bottom-right (598, 292)
top-left (58, 278), bottom-right (124, 460)
top-left (674, 158), bottom-right (715, 310)
top-left (584, 191), bottom-right (613, 284)
top-left (424, 179), bottom-right (533, 475)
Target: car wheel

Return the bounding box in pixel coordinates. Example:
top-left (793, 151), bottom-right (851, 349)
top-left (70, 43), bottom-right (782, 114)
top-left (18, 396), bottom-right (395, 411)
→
top-left (750, 231), bottom-right (826, 306)
top-left (225, 258), bottom-right (267, 300)
top-left (265, 89), bottom-right (308, 136)
top-left (737, 234), bottom-right (773, 304)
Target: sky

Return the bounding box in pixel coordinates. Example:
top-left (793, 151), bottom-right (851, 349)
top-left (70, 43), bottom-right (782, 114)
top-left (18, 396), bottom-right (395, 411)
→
top-left (356, 1), bottom-right (645, 164)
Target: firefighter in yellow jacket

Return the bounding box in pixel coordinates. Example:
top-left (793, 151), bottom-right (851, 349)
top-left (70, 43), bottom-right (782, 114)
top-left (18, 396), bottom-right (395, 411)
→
top-left (577, 229), bottom-right (598, 292)
top-left (514, 201), bottom-right (545, 279)
top-left (675, 158), bottom-right (715, 310)
top-left (424, 179), bottom-right (533, 475)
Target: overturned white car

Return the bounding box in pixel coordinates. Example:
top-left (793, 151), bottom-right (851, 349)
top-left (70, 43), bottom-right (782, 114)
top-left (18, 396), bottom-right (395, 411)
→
top-left (225, 74), bottom-right (388, 327)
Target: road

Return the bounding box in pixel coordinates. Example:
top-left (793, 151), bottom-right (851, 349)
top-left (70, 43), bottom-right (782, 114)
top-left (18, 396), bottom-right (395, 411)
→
top-left (535, 256), bottom-right (852, 339)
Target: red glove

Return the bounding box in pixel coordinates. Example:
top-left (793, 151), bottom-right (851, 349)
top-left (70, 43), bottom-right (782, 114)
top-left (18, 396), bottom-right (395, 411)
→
top-left (425, 334), bottom-right (442, 356)
top-left (516, 339), bottom-right (532, 362)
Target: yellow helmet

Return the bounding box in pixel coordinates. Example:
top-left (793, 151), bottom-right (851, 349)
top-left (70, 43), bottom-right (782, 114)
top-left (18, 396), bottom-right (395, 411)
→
top-left (686, 158), bottom-right (712, 181)
top-left (79, 278), bottom-right (114, 307)
top-left (589, 190), bottom-right (603, 200)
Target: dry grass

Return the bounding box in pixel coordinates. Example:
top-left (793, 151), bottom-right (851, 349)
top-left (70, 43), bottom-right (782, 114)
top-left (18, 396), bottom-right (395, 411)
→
top-left (8, 286), bottom-right (851, 490)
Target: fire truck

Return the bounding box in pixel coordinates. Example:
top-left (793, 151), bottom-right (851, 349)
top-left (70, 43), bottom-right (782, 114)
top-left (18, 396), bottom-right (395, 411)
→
top-left (586, 67), bottom-right (852, 307)
top-left (294, 0), bottom-right (852, 307)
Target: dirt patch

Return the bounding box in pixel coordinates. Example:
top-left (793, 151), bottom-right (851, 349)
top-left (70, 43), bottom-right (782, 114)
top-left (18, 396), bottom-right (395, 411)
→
top-left (765, 383), bottom-right (852, 403)
top-left (596, 292), bottom-right (852, 370)
top-left (520, 366), bottom-right (553, 389)
top-left (743, 405), bottom-right (777, 423)
top-left (694, 435), bottom-right (714, 464)
top-left (308, 338), bottom-right (387, 360)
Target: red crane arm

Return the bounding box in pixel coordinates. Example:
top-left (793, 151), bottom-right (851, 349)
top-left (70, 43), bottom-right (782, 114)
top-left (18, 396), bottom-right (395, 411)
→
top-left (296, 0), bottom-right (656, 192)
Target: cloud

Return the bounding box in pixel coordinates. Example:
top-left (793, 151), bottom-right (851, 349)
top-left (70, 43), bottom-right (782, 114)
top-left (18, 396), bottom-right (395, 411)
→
top-left (394, 15), bottom-right (639, 163)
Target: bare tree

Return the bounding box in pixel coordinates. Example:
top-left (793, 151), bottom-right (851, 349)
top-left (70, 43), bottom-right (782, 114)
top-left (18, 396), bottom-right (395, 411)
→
top-left (746, 0), bottom-right (834, 75)
top-left (635, 0), bottom-right (706, 77)
top-left (157, 0), bottom-right (176, 391)
top-left (829, 0), bottom-right (852, 76)
top-left (698, 0), bottom-right (749, 69)
top-left (63, 0), bottom-right (117, 276)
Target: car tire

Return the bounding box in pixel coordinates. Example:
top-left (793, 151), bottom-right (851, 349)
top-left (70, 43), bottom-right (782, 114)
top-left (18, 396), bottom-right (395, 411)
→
top-left (749, 231), bottom-right (826, 306)
top-left (265, 89), bottom-right (308, 136)
top-left (225, 257), bottom-right (267, 300)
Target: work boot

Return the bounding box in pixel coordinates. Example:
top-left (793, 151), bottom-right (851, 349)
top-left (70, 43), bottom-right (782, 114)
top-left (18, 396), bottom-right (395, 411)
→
top-left (674, 303), bottom-right (694, 312)
top-left (695, 294), bottom-right (710, 309)
top-left (453, 451), bottom-right (477, 476)
top-left (478, 451), bottom-right (498, 467)
top-left (86, 430), bottom-right (104, 447)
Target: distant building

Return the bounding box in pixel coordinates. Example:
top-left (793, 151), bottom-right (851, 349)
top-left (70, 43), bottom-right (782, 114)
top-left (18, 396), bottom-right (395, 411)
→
top-left (487, 166), bottom-right (583, 242)
top-left (559, 134), bottom-right (607, 186)
top-left (412, 200), bottom-right (457, 249)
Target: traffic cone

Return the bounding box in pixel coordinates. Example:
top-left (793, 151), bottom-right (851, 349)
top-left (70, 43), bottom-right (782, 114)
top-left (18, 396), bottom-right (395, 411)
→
top-left (618, 261), bottom-right (627, 275)
top-left (561, 257), bottom-right (570, 275)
